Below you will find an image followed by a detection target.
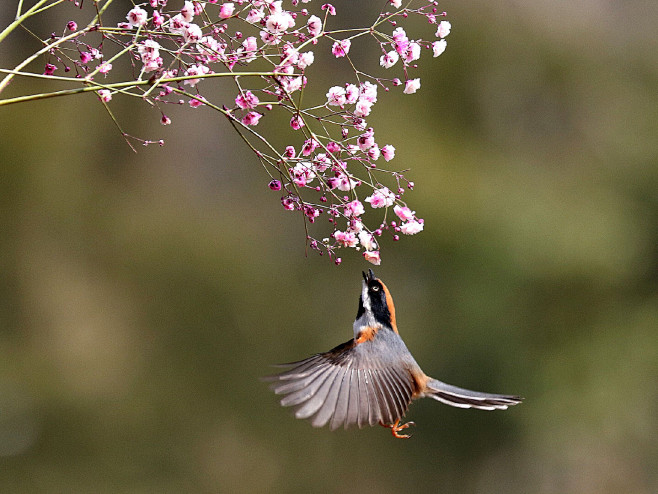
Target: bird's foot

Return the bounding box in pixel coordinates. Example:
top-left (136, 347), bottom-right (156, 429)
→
top-left (379, 418), bottom-right (415, 439)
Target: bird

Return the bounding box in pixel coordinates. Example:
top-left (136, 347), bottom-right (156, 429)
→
top-left (264, 269), bottom-right (522, 438)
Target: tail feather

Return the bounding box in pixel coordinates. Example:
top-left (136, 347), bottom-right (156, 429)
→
top-left (425, 378), bottom-right (523, 411)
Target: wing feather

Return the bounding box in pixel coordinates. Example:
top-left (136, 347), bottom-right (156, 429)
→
top-left (329, 366), bottom-right (353, 430)
top-left (343, 369), bottom-right (361, 429)
top-left (294, 365), bottom-right (342, 419)
top-left (312, 367), bottom-right (348, 428)
top-left (278, 365), bottom-right (334, 407)
top-left (380, 369), bottom-right (408, 420)
top-left (356, 368), bottom-right (371, 428)
top-left (265, 335), bottom-right (416, 430)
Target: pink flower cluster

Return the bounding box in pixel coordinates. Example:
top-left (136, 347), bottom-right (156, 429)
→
top-left (44, 0), bottom-right (450, 265)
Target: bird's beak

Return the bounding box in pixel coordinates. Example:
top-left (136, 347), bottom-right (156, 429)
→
top-left (362, 269), bottom-right (376, 282)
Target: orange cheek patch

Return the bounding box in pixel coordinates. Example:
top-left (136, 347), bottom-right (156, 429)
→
top-left (379, 282), bottom-right (398, 333)
top-left (356, 326), bottom-right (378, 344)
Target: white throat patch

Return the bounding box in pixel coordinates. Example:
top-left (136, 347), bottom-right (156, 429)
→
top-left (353, 281), bottom-right (377, 338)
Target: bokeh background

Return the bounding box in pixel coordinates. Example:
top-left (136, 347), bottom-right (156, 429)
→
top-left (1, 0), bottom-right (657, 492)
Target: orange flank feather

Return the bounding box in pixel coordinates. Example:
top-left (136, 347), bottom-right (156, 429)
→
top-left (409, 370), bottom-right (429, 398)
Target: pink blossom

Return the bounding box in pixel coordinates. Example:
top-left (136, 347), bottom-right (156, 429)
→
top-left (390, 0), bottom-right (402, 8)
top-left (400, 219), bottom-right (424, 235)
top-left (98, 61), bottom-right (112, 73)
top-left (274, 64), bottom-right (294, 76)
top-left (183, 23), bottom-right (203, 43)
top-left (359, 81), bottom-right (378, 103)
top-left (336, 175), bottom-right (357, 191)
top-left (358, 231), bottom-right (377, 251)
top-left (43, 63), bottom-right (57, 75)
top-left (80, 52), bottom-right (92, 64)
top-left (138, 39), bottom-right (161, 57)
top-left (169, 14), bottom-right (188, 36)
top-left (394, 205), bottom-right (415, 222)
top-left (363, 250), bottom-right (381, 265)
top-left (354, 100), bottom-right (373, 118)
top-left (335, 230), bottom-right (358, 248)
top-left (307, 15), bottom-right (322, 37)
top-left (367, 145), bottom-right (380, 161)
top-left (405, 42), bottom-right (421, 63)
top-left (322, 4), bottom-right (337, 16)
top-left (436, 20), bottom-right (451, 39)
top-left (347, 219), bottom-right (364, 233)
top-left (161, 115), bottom-right (172, 125)
top-left (365, 187), bottom-right (395, 208)
top-left (297, 52), bottom-right (314, 69)
top-left (281, 45), bottom-right (300, 66)
top-left (353, 119), bottom-right (367, 131)
top-left (290, 115), bottom-right (305, 130)
top-left (242, 36), bottom-right (258, 52)
top-left (247, 9), bottom-right (264, 24)
top-left (380, 51), bottom-right (399, 69)
top-left (126, 7), bottom-right (148, 28)
top-left (152, 10), bottom-right (164, 27)
top-left (403, 78), bottom-right (421, 94)
top-left (235, 90), bottom-right (260, 110)
top-left (181, 1), bottom-right (195, 22)
top-left (332, 39), bottom-right (351, 58)
top-left (143, 56), bottom-right (162, 73)
top-left (242, 111), bottom-right (263, 126)
top-left (97, 89), bottom-right (112, 102)
top-left (392, 27), bottom-right (409, 56)
top-left (314, 154), bottom-right (331, 172)
top-left (326, 86), bottom-right (346, 106)
top-left (344, 200), bottom-right (365, 218)
top-left (219, 3), bottom-right (235, 19)
top-left (269, 180), bottom-right (282, 191)
top-left (138, 39), bottom-right (161, 72)
top-left (67, 21), bottom-right (77, 31)
top-left (189, 95), bottom-right (207, 107)
top-left (184, 63), bottom-right (210, 86)
top-left (266, 11), bottom-right (294, 33)
top-left (344, 84), bottom-right (359, 104)
top-left (432, 39), bottom-right (447, 57)
top-left (381, 144), bottom-right (395, 161)
top-left (281, 197), bottom-right (296, 210)
top-left (260, 30), bottom-right (281, 46)
top-left (302, 138), bottom-right (320, 156)
top-left (291, 162), bottom-right (315, 186)
top-left (199, 36), bottom-right (225, 60)
top-left (280, 76), bottom-right (305, 93)
top-left (305, 206), bottom-right (320, 220)
top-left (357, 130), bottom-right (375, 151)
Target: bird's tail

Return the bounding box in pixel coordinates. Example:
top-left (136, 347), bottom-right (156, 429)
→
top-left (424, 378), bottom-right (523, 410)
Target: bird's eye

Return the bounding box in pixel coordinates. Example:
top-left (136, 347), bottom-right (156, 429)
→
top-left (371, 285), bottom-right (380, 292)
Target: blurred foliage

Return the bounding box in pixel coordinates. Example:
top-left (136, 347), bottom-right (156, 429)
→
top-left (0, 0), bottom-right (656, 493)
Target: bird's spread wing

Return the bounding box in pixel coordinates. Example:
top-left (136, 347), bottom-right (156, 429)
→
top-left (264, 337), bottom-right (416, 430)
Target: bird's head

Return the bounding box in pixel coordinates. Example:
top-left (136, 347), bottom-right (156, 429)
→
top-left (356, 269), bottom-right (398, 333)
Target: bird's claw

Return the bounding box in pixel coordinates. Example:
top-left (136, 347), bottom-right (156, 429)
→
top-left (380, 419), bottom-right (415, 439)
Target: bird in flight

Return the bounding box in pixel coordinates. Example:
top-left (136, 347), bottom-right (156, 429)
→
top-left (265, 269), bottom-right (522, 438)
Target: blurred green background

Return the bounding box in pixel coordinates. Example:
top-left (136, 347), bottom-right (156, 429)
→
top-left (1, 0), bottom-right (657, 492)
